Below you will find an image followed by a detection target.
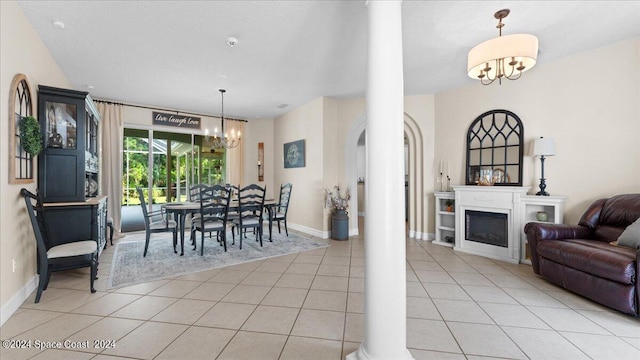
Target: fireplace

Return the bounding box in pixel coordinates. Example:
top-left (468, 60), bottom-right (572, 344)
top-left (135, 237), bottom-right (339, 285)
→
top-left (465, 210), bottom-right (508, 247)
top-left (453, 185), bottom-right (530, 263)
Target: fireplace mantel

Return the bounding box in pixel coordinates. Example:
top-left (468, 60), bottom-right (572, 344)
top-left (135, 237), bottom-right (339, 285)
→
top-left (452, 185), bottom-right (530, 263)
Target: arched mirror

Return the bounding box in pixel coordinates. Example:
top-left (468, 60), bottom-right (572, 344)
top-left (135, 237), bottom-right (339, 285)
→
top-left (465, 109), bottom-right (523, 186)
top-left (8, 73), bottom-right (35, 183)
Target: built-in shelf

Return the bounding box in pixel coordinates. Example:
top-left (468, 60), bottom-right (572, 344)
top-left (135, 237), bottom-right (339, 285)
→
top-left (433, 191), bottom-right (455, 247)
top-left (520, 195), bottom-right (566, 264)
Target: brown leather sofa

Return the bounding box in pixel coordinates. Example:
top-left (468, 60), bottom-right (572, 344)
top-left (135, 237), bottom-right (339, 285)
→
top-left (524, 194), bottom-right (640, 316)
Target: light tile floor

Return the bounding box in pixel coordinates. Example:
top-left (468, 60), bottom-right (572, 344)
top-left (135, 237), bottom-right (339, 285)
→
top-left (2, 218), bottom-right (640, 360)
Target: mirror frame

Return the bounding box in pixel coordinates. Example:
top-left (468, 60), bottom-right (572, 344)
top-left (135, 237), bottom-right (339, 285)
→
top-left (465, 109), bottom-right (524, 186)
top-left (8, 73), bottom-right (35, 184)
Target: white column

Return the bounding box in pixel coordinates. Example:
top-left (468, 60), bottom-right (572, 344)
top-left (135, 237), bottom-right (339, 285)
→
top-left (347, 1), bottom-right (413, 359)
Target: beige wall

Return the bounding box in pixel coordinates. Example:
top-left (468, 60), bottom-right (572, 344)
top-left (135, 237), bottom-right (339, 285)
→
top-left (435, 37), bottom-right (640, 224)
top-left (1, 1), bottom-right (71, 317)
top-left (243, 118), bottom-right (275, 199)
top-left (274, 95), bottom-right (437, 236)
top-left (274, 97), bottom-right (326, 234)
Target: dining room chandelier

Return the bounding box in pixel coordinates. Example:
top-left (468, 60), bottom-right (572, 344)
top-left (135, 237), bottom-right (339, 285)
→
top-left (205, 89), bottom-right (241, 149)
top-left (467, 9), bottom-right (538, 85)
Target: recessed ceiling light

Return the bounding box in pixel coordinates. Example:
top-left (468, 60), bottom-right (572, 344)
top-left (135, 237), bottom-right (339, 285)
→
top-left (227, 37), bottom-right (238, 47)
top-left (86, 85), bottom-right (94, 90)
top-left (276, 103), bottom-right (288, 109)
top-left (52, 21), bottom-right (65, 29)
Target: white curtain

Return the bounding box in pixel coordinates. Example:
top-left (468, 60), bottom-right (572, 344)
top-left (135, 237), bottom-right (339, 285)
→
top-left (225, 119), bottom-right (245, 187)
top-left (97, 102), bottom-right (124, 235)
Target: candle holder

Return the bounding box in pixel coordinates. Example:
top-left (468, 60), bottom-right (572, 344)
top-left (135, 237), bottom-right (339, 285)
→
top-left (447, 175), bottom-right (451, 192)
top-left (439, 172), bottom-right (444, 192)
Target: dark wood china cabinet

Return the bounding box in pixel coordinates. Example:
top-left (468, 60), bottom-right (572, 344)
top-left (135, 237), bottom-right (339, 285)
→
top-left (37, 85), bottom-right (107, 254)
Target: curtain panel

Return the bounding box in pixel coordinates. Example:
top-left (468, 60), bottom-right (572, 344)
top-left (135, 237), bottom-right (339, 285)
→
top-left (225, 119), bottom-right (245, 187)
top-left (97, 102), bottom-right (124, 234)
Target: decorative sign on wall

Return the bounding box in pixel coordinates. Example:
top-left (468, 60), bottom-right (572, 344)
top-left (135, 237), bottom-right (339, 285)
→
top-left (258, 142), bottom-right (264, 181)
top-left (152, 111), bottom-right (201, 129)
top-left (284, 139), bottom-right (305, 168)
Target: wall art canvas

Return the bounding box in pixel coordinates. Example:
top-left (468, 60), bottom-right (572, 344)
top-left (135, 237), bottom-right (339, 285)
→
top-left (284, 139), bottom-right (305, 168)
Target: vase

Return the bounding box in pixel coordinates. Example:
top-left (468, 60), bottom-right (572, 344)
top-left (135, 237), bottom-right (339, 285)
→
top-left (331, 209), bottom-right (349, 240)
top-left (536, 211), bottom-right (548, 222)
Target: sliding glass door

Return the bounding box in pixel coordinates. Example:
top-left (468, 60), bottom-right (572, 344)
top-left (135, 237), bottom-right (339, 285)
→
top-left (121, 129), bottom-right (226, 231)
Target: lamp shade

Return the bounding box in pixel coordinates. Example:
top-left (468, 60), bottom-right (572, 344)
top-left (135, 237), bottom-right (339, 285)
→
top-left (467, 34), bottom-right (538, 79)
top-left (533, 137), bottom-right (556, 156)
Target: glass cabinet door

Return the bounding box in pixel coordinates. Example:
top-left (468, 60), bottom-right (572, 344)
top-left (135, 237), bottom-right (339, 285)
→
top-left (45, 101), bottom-right (77, 149)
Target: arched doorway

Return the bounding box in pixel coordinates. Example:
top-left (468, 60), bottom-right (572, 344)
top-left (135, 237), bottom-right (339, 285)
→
top-left (345, 113), bottom-right (428, 239)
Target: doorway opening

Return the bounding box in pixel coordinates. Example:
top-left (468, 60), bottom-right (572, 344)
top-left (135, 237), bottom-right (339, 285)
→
top-left (346, 113), bottom-right (427, 239)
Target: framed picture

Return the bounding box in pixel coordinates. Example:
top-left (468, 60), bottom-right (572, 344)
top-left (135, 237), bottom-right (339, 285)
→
top-left (284, 139), bottom-right (305, 168)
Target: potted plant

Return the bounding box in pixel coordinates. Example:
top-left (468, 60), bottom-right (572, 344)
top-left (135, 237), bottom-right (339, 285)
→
top-left (444, 199), bottom-right (454, 212)
top-left (325, 185), bottom-right (350, 240)
top-left (19, 116), bottom-right (43, 156)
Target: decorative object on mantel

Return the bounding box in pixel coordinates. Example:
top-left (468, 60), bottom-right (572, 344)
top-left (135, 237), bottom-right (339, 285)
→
top-left (325, 185), bottom-right (350, 240)
top-left (467, 8), bottom-right (538, 85)
top-left (533, 136), bottom-right (556, 196)
top-left (438, 159), bottom-right (453, 192)
top-left (19, 116), bottom-right (43, 156)
top-left (205, 89), bottom-right (241, 149)
top-left (477, 169), bottom-right (496, 186)
top-left (438, 159), bottom-right (445, 191)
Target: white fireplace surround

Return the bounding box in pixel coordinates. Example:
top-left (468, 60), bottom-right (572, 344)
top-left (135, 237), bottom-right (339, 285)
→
top-left (453, 185), bottom-right (530, 263)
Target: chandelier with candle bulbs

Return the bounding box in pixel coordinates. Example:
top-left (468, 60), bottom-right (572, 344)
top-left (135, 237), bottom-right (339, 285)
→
top-left (205, 89), bottom-right (241, 149)
top-left (467, 9), bottom-right (538, 85)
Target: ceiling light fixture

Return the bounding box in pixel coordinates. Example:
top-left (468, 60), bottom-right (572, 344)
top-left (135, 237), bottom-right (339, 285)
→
top-left (467, 9), bottom-right (538, 85)
top-left (227, 37), bottom-right (238, 47)
top-left (205, 89), bottom-right (241, 150)
top-left (52, 20), bottom-right (65, 29)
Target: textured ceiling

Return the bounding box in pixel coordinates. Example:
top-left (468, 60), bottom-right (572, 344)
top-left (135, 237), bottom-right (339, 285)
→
top-left (17, 1), bottom-right (640, 120)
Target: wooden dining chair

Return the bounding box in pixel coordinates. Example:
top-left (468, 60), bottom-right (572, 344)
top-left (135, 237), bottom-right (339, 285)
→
top-left (136, 187), bottom-right (178, 257)
top-left (225, 183), bottom-right (240, 214)
top-left (21, 188), bottom-right (98, 303)
top-left (232, 184), bottom-right (266, 249)
top-left (273, 183), bottom-right (293, 236)
top-left (188, 184), bottom-right (209, 245)
top-left (193, 185), bottom-right (231, 255)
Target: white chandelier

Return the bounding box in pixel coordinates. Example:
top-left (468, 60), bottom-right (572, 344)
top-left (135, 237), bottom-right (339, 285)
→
top-left (205, 89), bottom-right (241, 149)
top-left (467, 9), bottom-right (538, 85)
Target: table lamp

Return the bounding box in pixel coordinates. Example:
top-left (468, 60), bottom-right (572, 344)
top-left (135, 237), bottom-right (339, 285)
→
top-left (533, 136), bottom-right (556, 196)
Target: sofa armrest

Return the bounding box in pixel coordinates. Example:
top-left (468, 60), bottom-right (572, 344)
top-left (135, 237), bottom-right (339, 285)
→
top-left (524, 223), bottom-right (593, 274)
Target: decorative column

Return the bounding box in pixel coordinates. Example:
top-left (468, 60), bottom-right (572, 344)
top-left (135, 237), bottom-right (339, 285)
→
top-left (347, 1), bottom-right (413, 359)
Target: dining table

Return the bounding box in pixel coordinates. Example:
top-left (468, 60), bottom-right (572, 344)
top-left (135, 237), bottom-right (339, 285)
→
top-left (162, 199), bottom-right (277, 255)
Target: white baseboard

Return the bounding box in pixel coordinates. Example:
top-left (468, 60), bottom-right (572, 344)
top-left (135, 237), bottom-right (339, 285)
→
top-left (408, 231), bottom-right (435, 241)
top-left (288, 223), bottom-right (330, 239)
top-left (1, 275), bottom-right (37, 327)
top-left (357, 211), bottom-right (365, 217)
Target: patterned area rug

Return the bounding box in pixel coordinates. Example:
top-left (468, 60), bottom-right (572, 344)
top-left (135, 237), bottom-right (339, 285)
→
top-left (108, 230), bottom-right (328, 289)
